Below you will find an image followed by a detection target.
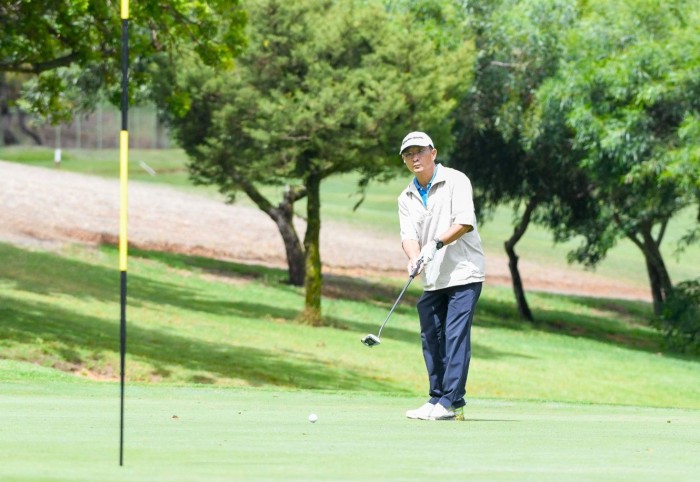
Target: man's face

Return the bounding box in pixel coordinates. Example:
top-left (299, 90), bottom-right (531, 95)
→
top-left (401, 145), bottom-right (437, 175)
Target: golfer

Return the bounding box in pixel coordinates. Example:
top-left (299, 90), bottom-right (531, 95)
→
top-left (398, 131), bottom-right (485, 421)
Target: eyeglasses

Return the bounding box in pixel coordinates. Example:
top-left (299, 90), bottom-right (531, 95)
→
top-left (401, 146), bottom-right (432, 160)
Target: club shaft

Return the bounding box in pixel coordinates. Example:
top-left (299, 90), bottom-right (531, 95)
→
top-left (376, 275), bottom-right (414, 338)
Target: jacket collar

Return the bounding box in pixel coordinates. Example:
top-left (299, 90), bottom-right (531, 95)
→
top-left (407, 163), bottom-right (445, 195)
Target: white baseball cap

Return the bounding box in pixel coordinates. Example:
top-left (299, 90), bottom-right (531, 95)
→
top-left (399, 131), bottom-right (434, 154)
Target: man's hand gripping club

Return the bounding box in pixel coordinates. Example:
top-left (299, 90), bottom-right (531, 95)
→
top-left (408, 238), bottom-right (443, 275)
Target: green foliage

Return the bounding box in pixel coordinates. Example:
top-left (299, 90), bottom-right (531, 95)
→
top-left (487, 0), bottom-right (700, 315)
top-left (450, 0), bottom-right (596, 321)
top-left (153, 0), bottom-right (472, 191)
top-left (0, 0), bottom-right (247, 122)
top-left (385, 0), bottom-right (470, 50)
top-left (539, 0), bottom-right (700, 252)
top-left (452, 0), bottom-right (588, 216)
top-left (654, 279), bottom-right (700, 353)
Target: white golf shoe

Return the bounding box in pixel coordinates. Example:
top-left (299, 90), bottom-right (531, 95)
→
top-left (419, 403), bottom-right (464, 421)
top-left (405, 402), bottom-right (435, 419)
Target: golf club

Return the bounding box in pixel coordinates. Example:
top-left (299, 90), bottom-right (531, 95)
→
top-left (361, 258), bottom-right (423, 347)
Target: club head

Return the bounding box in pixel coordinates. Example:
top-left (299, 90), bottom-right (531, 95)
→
top-left (361, 334), bottom-right (381, 347)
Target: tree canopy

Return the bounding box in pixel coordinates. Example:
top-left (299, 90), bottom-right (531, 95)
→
top-left (0, 0), bottom-right (247, 121)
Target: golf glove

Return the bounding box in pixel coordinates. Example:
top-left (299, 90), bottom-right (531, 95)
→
top-left (419, 239), bottom-right (439, 264)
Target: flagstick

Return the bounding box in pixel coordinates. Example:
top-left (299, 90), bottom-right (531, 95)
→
top-left (119, 0), bottom-right (129, 467)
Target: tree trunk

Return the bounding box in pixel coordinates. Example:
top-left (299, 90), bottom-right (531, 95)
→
top-left (301, 171), bottom-right (323, 325)
top-left (629, 222), bottom-right (673, 315)
top-left (504, 198), bottom-right (537, 322)
top-left (18, 110), bottom-right (42, 145)
top-left (644, 256), bottom-right (665, 315)
top-left (270, 215), bottom-right (305, 286)
top-left (0, 73), bottom-right (7, 147)
top-left (270, 186), bottom-right (305, 286)
top-left (232, 170), bottom-right (306, 286)
top-left (1, 91), bottom-right (18, 146)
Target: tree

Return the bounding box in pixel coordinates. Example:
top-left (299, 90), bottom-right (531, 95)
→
top-left (0, 0), bottom-right (247, 122)
top-left (451, 0), bottom-right (590, 321)
top-left (533, 0), bottom-right (700, 314)
top-left (150, 0), bottom-right (473, 324)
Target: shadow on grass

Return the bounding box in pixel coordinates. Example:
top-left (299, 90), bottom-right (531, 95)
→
top-left (126, 246), bottom-right (422, 305)
top-left (124, 246), bottom-right (291, 285)
top-left (469, 291), bottom-right (668, 355)
top-left (328, 270), bottom-right (669, 357)
top-left (0, 294), bottom-right (406, 392)
top-left (0, 244), bottom-right (300, 320)
top-left (3, 241), bottom-right (689, 381)
top-left (530, 292), bottom-right (662, 353)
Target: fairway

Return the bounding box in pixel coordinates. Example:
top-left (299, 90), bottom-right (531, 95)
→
top-left (1, 368), bottom-right (699, 482)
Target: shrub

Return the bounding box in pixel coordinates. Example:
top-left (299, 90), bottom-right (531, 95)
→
top-left (653, 279), bottom-right (700, 354)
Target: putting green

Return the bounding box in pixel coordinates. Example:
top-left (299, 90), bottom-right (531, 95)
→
top-left (1, 377), bottom-right (698, 482)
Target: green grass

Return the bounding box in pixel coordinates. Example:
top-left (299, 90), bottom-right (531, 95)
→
top-left (1, 242), bottom-right (698, 409)
top-left (1, 366), bottom-right (699, 482)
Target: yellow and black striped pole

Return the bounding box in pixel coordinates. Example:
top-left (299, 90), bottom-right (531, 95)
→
top-left (119, 0), bottom-right (129, 467)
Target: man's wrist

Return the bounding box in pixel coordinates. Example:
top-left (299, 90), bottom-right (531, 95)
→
top-left (433, 237), bottom-right (444, 250)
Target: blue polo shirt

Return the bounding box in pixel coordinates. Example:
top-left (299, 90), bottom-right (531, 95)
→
top-left (413, 165), bottom-right (439, 207)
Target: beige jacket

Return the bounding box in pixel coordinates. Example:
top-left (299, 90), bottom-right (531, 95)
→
top-left (398, 164), bottom-right (486, 290)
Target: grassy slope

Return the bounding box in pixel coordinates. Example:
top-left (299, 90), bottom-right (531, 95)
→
top-left (1, 242), bottom-right (698, 409)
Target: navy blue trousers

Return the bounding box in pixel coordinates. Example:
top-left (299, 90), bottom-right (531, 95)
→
top-left (416, 282), bottom-right (482, 409)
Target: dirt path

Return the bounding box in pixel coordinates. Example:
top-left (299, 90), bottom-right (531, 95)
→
top-left (0, 160), bottom-right (650, 301)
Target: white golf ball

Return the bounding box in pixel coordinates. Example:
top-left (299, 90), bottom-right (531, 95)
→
top-left (308, 413), bottom-right (318, 423)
